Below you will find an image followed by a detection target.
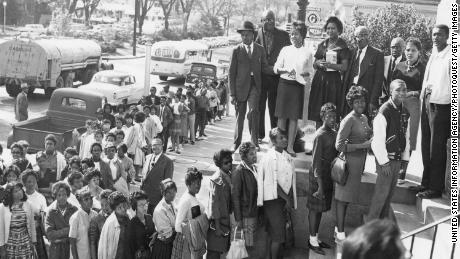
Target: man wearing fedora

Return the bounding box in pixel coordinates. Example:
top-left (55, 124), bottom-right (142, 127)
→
top-left (15, 83), bottom-right (29, 122)
top-left (229, 21), bottom-right (273, 152)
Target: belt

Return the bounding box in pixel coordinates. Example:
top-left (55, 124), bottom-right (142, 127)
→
top-left (388, 152), bottom-right (402, 160)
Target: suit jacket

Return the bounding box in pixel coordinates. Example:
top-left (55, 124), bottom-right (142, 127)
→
top-left (15, 91), bottom-right (28, 121)
top-left (45, 202), bottom-right (78, 259)
top-left (228, 42), bottom-right (273, 102)
top-left (342, 46), bottom-right (384, 113)
top-left (158, 105), bottom-right (173, 130)
top-left (255, 27), bottom-right (291, 66)
top-left (231, 164), bottom-right (259, 221)
top-left (382, 55), bottom-right (407, 101)
top-left (141, 153), bottom-right (174, 206)
top-left (92, 158), bottom-right (115, 190)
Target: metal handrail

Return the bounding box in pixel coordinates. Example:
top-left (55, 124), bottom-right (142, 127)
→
top-left (401, 212), bottom-right (459, 259)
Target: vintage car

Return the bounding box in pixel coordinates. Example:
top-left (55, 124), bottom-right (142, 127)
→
top-left (79, 70), bottom-right (144, 105)
top-left (184, 61), bottom-right (229, 87)
top-left (7, 88), bottom-right (105, 153)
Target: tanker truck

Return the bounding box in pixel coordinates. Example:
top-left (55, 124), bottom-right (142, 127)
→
top-left (0, 38), bottom-right (112, 97)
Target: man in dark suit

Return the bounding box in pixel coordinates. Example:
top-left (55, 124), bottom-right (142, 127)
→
top-left (229, 21), bottom-right (273, 151)
top-left (141, 138), bottom-right (174, 214)
top-left (255, 10), bottom-right (291, 142)
top-left (341, 26), bottom-right (384, 117)
top-left (15, 83), bottom-right (29, 121)
top-left (381, 37), bottom-right (406, 104)
top-left (89, 142), bottom-right (114, 190)
top-left (145, 86), bottom-right (161, 106)
top-left (158, 95), bottom-right (173, 152)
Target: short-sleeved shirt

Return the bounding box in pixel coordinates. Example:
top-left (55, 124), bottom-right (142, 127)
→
top-left (69, 208), bottom-right (97, 259)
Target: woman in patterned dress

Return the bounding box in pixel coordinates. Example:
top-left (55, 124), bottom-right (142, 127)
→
top-left (0, 182), bottom-right (37, 259)
top-left (308, 16), bottom-right (350, 127)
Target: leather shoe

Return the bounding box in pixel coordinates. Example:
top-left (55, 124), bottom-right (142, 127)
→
top-left (308, 242), bottom-right (325, 255)
top-left (319, 241), bottom-right (331, 249)
top-left (409, 185), bottom-right (426, 192)
top-left (416, 190), bottom-right (442, 199)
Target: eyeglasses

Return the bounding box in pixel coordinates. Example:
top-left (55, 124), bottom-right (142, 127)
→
top-left (11, 151), bottom-right (21, 154)
top-left (262, 18), bottom-right (275, 23)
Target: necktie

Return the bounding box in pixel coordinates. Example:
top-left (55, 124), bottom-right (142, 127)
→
top-left (352, 49), bottom-right (363, 79)
top-left (388, 57), bottom-right (397, 83)
top-left (247, 44), bottom-right (252, 57)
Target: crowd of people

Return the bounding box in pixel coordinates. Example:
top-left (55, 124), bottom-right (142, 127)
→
top-left (1, 7), bottom-right (452, 259)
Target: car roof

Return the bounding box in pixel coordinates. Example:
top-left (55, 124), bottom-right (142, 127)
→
top-left (94, 70), bottom-right (133, 77)
top-left (191, 61), bottom-right (225, 67)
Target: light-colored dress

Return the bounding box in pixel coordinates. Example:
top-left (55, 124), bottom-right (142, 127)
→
top-left (126, 123), bottom-right (147, 166)
top-left (6, 203), bottom-right (35, 259)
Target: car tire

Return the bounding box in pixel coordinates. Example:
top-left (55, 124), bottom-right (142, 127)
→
top-left (56, 76), bottom-right (65, 89)
top-left (159, 76), bottom-right (168, 81)
top-left (64, 74), bottom-right (73, 88)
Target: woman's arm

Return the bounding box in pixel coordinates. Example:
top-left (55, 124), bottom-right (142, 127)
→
top-left (336, 117), bottom-right (367, 152)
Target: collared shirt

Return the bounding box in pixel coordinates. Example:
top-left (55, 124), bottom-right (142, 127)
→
top-left (422, 45), bottom-right (451, 104)
top-left (371, 98), bottom-right (410, 165)
top-left (244, 42), bottom-right (255, 76)
top-left (353, 45), bottom-right (369, 84)
top-left (153, 198), bottom-right (177, 240)
top-left (69, 208), bottom-right (97, 259)
top-left (26, 191), bottom-right (47, 216)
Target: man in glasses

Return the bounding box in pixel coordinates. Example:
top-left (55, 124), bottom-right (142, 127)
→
top-left (256, 10), bottom-right (290, 143)
top-left (141, 138), bottom-right (174, 214)
top-left (341, 26), bottom-right (384, 118)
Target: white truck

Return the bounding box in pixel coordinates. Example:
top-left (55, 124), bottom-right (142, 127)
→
top-left (0, 38), bottom-right (112, 97)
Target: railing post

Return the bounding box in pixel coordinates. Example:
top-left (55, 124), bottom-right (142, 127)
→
top-left (451, 243), bottom-right (456, 259)
top-left (410, 235), bottom-right (415, 253)
top-left (430, 225), bottom-right (438, 259)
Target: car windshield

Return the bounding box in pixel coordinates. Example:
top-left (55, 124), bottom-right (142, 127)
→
top-left (190, 65), bottom-right (216, 76)
top-left (92, 75), bottom-right (133, 86)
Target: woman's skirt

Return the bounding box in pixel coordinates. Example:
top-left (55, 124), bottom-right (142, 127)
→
top-left (6, 226), bottom-right (36, 259)
top-left (180, 114), bottom-right (188, 137)
top-left (263, 198), bottom-right (286, 243)
top-left (171, 232), bottom-right (190, 259)
top-left (335, 150), bottom-right (367, 203)
top-left (169, 114), bottom-right (182, 137)
top-left (306, 170), bottom-right (333, 212)
top-left (275, 78), bottom-right (304, 120)
top-left (152, 237), bottom-right (175, 259)
top-left (308, 70), bottom-right (342, 122)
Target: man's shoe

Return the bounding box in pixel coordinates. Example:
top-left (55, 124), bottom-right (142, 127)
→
top-left (202, 133), bottom-right (208, 137)
top-left (409, 185), bottom-right (426, 192)
top-left (416, 190), bottom-right (442, 199)
top-left (308, 242), bottom-right (325, 255)
top-left (319, 241), bottom-right (331, 249)
top-left (190, 141), bottom-right (195, 145)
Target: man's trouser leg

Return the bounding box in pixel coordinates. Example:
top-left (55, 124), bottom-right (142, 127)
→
top-left (188, 114), bottom-right (196, 142)
top-left (247, 83), bottom-right (260, 146)
top-left (427, 100), bottom-right (450, 192)
top-left (267, 75), bottom-right (279, 129)
top-left (420, 96), bottom-right (432, 188)
top-left (258, 77), bottom-right (269, 139)
top-left (368, 160), bottom-right (401, 220)
top-left (234, 100), bottom-right (247, 148)
top-left (162, 130), bottom-right (170, 152)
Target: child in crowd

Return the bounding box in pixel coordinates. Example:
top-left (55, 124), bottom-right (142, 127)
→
top-left (207, 81), bottom-right (219, 125)
top-left (115, 103), bottom-right (127, 117)
top-left (75, 120), bottom-right (96, 159)
top-left (307, 103), bottom-right (337, 255)
top-left (110, 115), bottom-right (125, 134)
top-left (94, 130), bottom-right (104, 145)
top-left (114, 130), bottom-right (125, 146)
top-left (195, 89), bottom-right (209, 139)
top-left (179, 95), bottom-right (189, 146)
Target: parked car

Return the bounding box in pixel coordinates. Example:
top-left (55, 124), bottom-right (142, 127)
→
top-left (18, 24), bottom-right (46, 34)
top-left (78, 70), bottom-right (144, 105)
top-left (184, 61), bottom-right (229, 87)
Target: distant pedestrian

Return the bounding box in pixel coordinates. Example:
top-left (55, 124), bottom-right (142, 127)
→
top-left (15, 83), bottom-right (29, 122)
top-left (146, 86), bottom-right (161, 106)
top-left (158, 96), bottom-right (174, 152)
top-left (195, 89), bottom-right (209, 138)
top-left (185, 91), bottom-right (196, 144)
top-left (229, 21), bottom-right (273, 152)
top-left (126, 112), bottom-right (147, 181)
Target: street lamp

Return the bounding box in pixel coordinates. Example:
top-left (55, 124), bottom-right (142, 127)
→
top-left (2, 1), bottom-right (6, 34)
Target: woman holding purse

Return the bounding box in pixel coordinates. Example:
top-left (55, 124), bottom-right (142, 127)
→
top-left (334, 86), bottom-right (372, 243)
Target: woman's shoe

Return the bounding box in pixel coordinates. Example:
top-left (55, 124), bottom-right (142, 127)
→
top-left (308, 242), bottom-right (325, 255)
top-left (319, 241), bottom-right (332, 249)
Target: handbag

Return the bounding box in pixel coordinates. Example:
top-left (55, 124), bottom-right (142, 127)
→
top-left (226, 227), bottom-right (248, 259)
top-left (331, 152), bottom-right (349, 185)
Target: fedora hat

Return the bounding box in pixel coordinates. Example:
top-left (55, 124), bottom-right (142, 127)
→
top-left (237, 21), bottom-right (256, 33)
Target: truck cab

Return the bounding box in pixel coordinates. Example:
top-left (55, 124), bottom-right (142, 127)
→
top-left (184, 61), bottom-right (229, 87)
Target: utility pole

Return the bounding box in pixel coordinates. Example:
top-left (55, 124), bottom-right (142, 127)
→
top-left (133, 0), bottom-right (138, 56)
top-left (297, 0), bottom-right (309, 22)
top-left (2, 1), bottom-right (6, 34)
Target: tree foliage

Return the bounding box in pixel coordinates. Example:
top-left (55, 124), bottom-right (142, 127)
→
top-left (137, 0), bottom-right (157, 35)
top-left (342, 4), bottom-right (434, 56)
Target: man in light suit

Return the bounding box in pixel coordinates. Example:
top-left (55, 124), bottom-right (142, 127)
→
top-left (381, 37), bottom-right (406, 104)
top-left (229, 21), bottom-right (273, 152)
top-left (341, 26), bottom-right (384, 118)
top-left (256, 10), bottom-right (291, 142)
top-left (141, 138), bottom-right (174, 214)
top-left (15, 83), bottom-right (29, 121)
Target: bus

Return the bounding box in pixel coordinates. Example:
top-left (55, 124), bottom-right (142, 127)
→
top-left (150, 40), bottom-right (210, 81)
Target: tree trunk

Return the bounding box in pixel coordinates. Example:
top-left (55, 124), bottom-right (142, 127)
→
top-left (182, 12), bottom-right (190, 36)
top-left (84, 6), bottom-right (90, 26)
top-left (138, 14), bottom-right (145, 35)
top-left (164, 16), bottom-right (169, 30)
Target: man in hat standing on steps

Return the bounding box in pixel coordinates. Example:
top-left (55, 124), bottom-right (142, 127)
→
top-left (15, 83), bottom-right (29, 122)
top-left (229, 21), bottom-right (273, 152)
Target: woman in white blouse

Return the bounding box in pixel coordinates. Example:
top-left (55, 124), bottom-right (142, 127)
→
top-left (21, 169), bottom-right (47, 259)
top-left (257, 128), bottom-right (297, 259)
top-left (273, 26), bottom-right (313, 157)
top-left (152, 179), bottom-right (178, 259)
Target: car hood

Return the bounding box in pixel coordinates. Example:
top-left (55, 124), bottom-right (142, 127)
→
top-left (80, 82), bottom-right (121, 93)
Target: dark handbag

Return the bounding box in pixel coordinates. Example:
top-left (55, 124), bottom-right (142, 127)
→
top-left (331, 152), bottom-right (348, 185)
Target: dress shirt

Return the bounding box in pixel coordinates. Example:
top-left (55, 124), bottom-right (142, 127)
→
top-left (153, 198), bottom-right (177, 240)
top-left (353, 45), bottom-right (369, 84)
top-left (244, 42), bottom-right (254, 76)
top-left (273, 45), bottom-right (314, 85)
top-left (422, 45), bottom-right (451, 104)
top-left (371, 99), bottom-right (410, 165)
top-left (69, 208), bottom-right (97, 259)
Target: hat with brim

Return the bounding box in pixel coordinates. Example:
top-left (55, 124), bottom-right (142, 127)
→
top-left (237, 21), bottom-right (256, 33)
top-left (20, 83), bottom-right (29, 89)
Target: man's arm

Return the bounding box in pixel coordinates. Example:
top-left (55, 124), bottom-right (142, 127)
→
top-left (371, 49), bottom-right (385, 107)
top-left (88, 218), bottom-right (99, 259)
top-left (164, 159), bottom-right (174, 180)
top-left (69, 215), bottom-right (79, 259)
top-left (371, 113), bottom-right (389, 165)
top-left (228, 47), bottom-right (238, 99)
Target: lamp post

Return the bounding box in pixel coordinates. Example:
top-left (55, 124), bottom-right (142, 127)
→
top-left (2, 1), bottom-right (6, 34)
